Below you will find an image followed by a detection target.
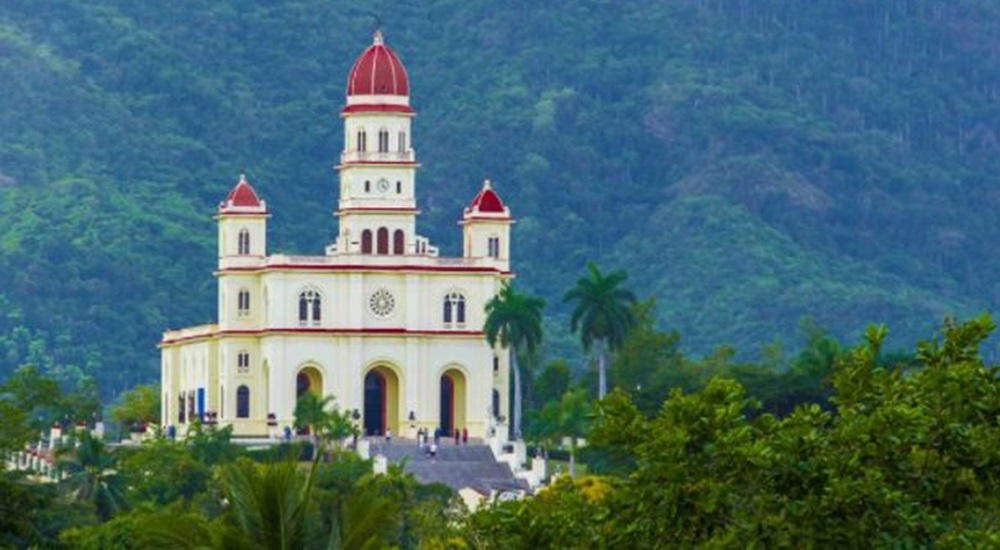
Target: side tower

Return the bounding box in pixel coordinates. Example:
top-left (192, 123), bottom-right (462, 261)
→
top-left (217, 174), bottom-right (268, 331)
top-left (462, 180), bottom-right (513, 272)
top-left (329, 31), bottom-right (423, 256)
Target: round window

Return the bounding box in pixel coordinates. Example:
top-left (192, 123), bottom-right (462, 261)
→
top-left (369, 288), bottom-right (396, 318)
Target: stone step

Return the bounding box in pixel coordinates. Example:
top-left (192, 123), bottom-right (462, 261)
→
top-left (370, 441), bottom-right (523, 493)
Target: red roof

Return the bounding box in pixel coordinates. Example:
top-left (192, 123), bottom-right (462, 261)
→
top-left (465, 180), bottom-right (510, 218)
top-left (220, 174), bottom-right (266, 212)
top-left (347, 31), bottom-right (409, 97)
top-left (341, 104), bottom-right (414, 114)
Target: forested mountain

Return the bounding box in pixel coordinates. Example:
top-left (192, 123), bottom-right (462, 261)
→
top-left (2, 0), bottom-right (999, 395)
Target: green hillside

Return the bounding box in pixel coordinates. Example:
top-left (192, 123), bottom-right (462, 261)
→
top-left (1, 0), bottom-right (999, 393)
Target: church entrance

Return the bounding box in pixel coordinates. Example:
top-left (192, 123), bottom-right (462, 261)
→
top-left (439, 369), bottom-right (467, 437)
top-left (296, 367), bottom-right (323, 434)
top-left (297, 367), bottom-right (322, 399)
top-left (363, 366), bottom-right (400, 436)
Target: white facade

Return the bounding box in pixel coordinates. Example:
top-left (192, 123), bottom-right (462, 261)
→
top-left (160, 32), bottom-right (514, 439)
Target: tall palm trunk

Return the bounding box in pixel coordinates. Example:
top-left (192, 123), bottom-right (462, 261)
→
top-left (512, 350), bottom-right (522, 439)
top-left (596, 339), bottom-right (607, 399)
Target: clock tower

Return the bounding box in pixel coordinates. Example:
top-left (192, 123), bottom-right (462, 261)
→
top-left (328, 31), bottom-right (420, 256)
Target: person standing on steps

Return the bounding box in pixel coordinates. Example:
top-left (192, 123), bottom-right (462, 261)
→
top-left (385, 427), bottom-right (392, 445)
top-left (454, 428), bottom-right (460, 445)
top-left (462, 427), bottom-right (468, 444)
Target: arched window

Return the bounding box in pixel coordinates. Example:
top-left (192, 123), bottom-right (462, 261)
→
top-left (361, 230), bottom-right (372, 254)
top-left (238, 229), bottom-right (250, 255)
top-left (398, 131), bottom-right (406, 153)
top-left (178, 392), bottom-right (186, 423)
top-left (393, 230), bottom-right (404, 255)
top-left (238, 289), bottom-right (250, 316)
top-left (237, 386), bottom-right (250, 418)
top-left (396, 180), bottom-right (402, 194)
top-left (444, 292), bottom-right (466, 326)
top-left (237, 351), bottom-right (250, 373)
top-left (364, 180), bottom-right (371, 193)
top-left (377, 227), bottom-right (389, 255)
top-left (298, 289), bottom-right (321, 326)
top-left (378, 128), bottom-right (389, 153)
top-left (357, 129), bottom-right (367, 152)
top-left (488, 236), bottom-right (500, 259)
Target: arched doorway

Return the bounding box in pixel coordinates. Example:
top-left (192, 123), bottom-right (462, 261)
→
top-left (439, 368), bottom-right (467, 436)
top-left (297, 367), bottom-right (323, 399)
top-left (363, 366), bottom-right (400, 436)
top-left (296, 366), bottom-right (323, 435)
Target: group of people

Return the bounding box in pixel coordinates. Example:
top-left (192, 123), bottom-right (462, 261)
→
top-left (415, 426), bottom-right (469, 459)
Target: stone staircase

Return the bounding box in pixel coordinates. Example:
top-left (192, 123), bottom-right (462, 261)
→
top-left (372, 439), bottom-right (525, 494)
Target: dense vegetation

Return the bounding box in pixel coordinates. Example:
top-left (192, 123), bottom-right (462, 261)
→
top-left (2, 1), bottom-right (1000, 394)
top-left (5, 313), bottom-right (1000, 547)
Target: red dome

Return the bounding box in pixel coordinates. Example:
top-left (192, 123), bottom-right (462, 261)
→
top-left (464, 180), bottom-right (511, 219)
top-left (347, 31), bottom-right (409, 97)
top-left (220, 174), bottom-right (266, 213)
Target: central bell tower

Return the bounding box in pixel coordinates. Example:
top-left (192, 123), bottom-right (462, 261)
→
top-left (328, 31), bottom-right (421, 256)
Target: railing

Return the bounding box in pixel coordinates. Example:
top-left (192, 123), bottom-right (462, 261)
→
top-left (267, 254), bottom-right (494, 269)
top-left (340, 149), bottom-right (414, 163)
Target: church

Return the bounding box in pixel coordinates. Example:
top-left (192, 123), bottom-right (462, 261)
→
top-left (160, 31), bottom-right (513, 441)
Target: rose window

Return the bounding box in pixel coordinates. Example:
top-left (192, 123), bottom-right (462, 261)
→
top-left (369, 288), bottom-right (396, 318)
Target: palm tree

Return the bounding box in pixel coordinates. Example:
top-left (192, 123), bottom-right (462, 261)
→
top-left (56, 431), bottom-right (126, 521)
top-left (537, 388), bottom-right (591, 477)
top-left (564, 263), bottom-right (637, 399)
top-left (296, 394), bottom-right (358, 456)
top-left (484, 282), bottom-right (545, 439)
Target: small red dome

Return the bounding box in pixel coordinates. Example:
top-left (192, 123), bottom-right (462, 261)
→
top-left (220, 174), bottom-right (266, 213)
top-left (464, 180), bottom-right (511, 219)
top-left (347, 31), bottom-right (409, 97)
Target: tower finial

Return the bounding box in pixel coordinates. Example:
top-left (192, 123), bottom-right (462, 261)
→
top-left (373, 29), bottom-right (384, 45)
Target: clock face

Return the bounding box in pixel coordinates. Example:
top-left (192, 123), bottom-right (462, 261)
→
top-left (376, 178), bottom-right (390, 193)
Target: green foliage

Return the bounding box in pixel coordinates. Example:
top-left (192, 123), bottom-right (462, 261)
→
top-left (485, 282), bottom-right (545, 438)
top-left (476, 315), bottom-right (1000, 546)
top-left (484, 282), bottom-right (546, 355)
top-left (532, 359), bottom-right (571, 407)
top-left (531, 388), bottom-right (591, 476)
top-left (294, 393), bottom-right (358, 452)
top-left (464, 475), bottom-right (614, 549)
top-left (109, 383), bottom-right (160, 429)
top-left (117, 439), bottom-right (212, 506)
top-left (3, 0), bottom-right (997, 395)
top-left (56, 431), bottom-right (127, 521)
top-left (564, 263), bottom-right (637, 354)
top-left (0, 472), bottom-right (56, 547)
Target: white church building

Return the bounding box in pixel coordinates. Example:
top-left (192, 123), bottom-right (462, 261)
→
top-left (160, 32), bottom-right (513, 440)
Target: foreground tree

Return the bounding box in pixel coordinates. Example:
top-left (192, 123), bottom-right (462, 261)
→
top-left (473, 315), bottom-right (1000, 547)
top-left (294, 393), bottom-right (358, 454)
top-left (564, 263), bottom-right (636, 398)
top-left (535, 388), bottom-right (591, 477)
top-left (484, 282), bottom-right (545, 439)
top-left (57, 431), bottom-right (126, 521)
top-left (110, 384), bottom-right (160, 433)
